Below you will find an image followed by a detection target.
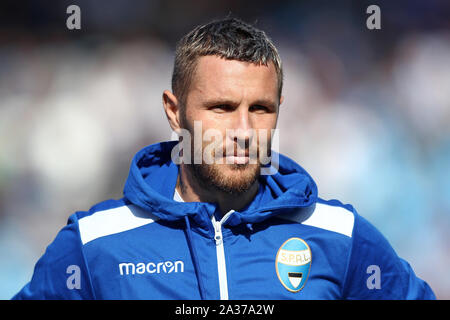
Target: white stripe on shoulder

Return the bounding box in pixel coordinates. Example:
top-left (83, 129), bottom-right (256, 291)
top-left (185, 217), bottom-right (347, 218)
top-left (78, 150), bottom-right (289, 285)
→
top-left (280, 202), bottom-right (355, 237)
top-left (303, 202), bottom-right (354, 237)
top-left (78, 204), bottom-right (159, 245)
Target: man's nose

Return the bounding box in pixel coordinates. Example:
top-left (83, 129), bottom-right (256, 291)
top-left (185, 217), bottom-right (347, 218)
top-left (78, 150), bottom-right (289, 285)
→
top-left (231, 108), bottom-right (254, 149)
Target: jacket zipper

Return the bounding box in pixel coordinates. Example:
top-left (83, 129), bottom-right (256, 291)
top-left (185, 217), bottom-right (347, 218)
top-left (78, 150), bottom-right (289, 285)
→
top-left (212, 210), bottom-right (234, 300)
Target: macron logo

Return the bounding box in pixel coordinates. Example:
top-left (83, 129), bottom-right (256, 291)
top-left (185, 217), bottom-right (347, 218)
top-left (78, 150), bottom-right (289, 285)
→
top-left (119, 260), bottom-right (184, 275)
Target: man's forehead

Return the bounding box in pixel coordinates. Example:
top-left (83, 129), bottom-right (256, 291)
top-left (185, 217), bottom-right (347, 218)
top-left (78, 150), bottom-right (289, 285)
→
top-left (188, 55), bottom-right (279, 99)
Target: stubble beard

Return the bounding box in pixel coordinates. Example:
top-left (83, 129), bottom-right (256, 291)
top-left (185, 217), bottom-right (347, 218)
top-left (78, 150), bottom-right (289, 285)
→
top-left (191, 161), bottom-right (260, 195)
top-left (180, 115), bottom-right (263, 196)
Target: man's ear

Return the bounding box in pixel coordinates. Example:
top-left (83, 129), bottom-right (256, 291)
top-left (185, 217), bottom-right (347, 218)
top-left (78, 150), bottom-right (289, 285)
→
top-left (162, 90), bottom-right (182, 133)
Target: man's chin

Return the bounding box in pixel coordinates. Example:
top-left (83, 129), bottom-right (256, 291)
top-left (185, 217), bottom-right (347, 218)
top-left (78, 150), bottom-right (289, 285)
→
top-left (192, 163), bottom-right (260, 195)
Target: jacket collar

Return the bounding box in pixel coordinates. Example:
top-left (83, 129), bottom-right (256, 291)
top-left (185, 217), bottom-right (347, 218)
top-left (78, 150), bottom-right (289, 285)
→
top-left (123, 141), bottom-right (318, 229)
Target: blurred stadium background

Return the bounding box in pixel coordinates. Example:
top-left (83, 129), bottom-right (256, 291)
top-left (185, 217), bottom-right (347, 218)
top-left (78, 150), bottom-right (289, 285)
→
top-left (0, 0), bottom-right (449, 299)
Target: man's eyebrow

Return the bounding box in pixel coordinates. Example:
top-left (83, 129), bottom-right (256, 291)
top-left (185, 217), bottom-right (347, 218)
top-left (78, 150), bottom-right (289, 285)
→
top-left (202, 98), bottom-right (277, 108)
top-left (202, 99), bottom-right (239, 107)
top-left (252, 99), bottom-right (277, 108)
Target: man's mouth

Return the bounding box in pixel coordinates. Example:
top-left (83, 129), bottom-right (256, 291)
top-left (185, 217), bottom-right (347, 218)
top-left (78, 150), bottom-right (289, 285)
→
top-left (223, 148), bottom-right (252, 164)
top-left (225, 155), bottom-right (250, 164)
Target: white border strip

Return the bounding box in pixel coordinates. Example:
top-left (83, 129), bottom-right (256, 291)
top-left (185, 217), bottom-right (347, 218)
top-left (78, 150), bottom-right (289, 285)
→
top-left (281, 203), bottom-right (355, 238)
top-left (79, 205), bottom-right (158, 245)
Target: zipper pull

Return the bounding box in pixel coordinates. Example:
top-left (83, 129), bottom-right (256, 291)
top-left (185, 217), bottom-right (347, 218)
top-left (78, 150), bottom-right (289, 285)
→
top-left (212, 210), bottom-right (234, 246)
top-left (213, 219), bottom-right (223, 246)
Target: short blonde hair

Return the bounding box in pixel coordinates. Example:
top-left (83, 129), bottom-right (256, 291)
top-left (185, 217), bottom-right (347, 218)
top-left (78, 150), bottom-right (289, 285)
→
top-left (172, 17), bottom-right (283, 108)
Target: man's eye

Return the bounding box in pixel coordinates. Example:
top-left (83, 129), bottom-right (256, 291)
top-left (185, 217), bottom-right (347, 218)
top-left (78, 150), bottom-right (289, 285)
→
top-left (250, 105), bottom-right (269, 112)
top-left (210, 105), bottom-right (233, 112)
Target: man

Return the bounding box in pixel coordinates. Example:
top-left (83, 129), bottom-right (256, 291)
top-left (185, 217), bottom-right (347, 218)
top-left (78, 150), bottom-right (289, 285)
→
top-left (13, 18), bottom-right (435, 300)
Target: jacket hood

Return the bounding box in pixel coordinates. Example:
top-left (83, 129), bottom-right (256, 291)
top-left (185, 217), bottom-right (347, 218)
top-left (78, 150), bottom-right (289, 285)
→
top-left (123, 141), bottom-right (318, 228)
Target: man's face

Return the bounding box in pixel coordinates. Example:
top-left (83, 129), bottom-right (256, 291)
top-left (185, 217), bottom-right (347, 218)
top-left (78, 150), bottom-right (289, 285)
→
top-left (180, 55), bottom-right (281, 194)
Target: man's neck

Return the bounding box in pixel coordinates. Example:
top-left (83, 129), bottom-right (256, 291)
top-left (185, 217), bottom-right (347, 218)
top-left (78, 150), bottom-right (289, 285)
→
top-left (176, 164), bottom-right (259, 216)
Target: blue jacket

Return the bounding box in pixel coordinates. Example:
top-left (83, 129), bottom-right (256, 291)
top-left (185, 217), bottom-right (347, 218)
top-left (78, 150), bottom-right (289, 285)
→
top-left (12, 141), bottom-right (435, 299)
